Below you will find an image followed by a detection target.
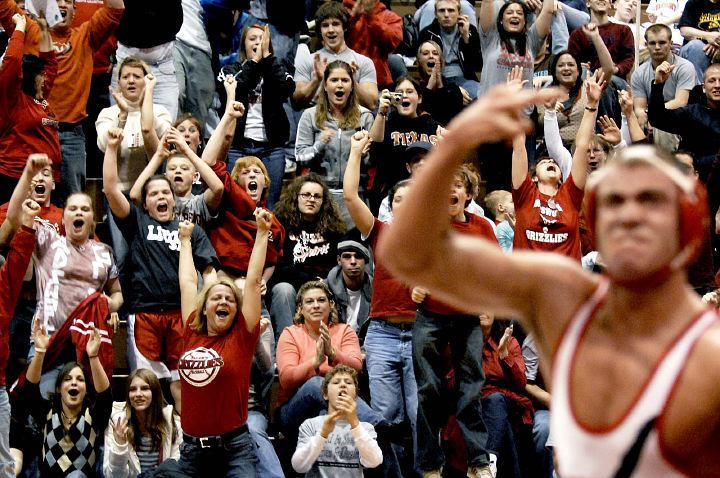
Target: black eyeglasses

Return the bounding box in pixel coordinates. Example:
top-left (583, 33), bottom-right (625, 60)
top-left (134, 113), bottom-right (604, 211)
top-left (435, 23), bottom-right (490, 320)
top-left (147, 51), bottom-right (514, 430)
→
top-left (299, 192), bottom-right (323, 201)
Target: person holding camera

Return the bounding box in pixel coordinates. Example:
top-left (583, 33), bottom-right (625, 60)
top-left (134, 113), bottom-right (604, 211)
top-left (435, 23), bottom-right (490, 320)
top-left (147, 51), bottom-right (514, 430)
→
top-left (367, 76), bottom-right (442, 214)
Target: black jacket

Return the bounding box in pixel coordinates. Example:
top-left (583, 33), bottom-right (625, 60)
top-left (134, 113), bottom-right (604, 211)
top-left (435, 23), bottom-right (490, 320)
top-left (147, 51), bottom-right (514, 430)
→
top-left (220, 55), bottom-right (295, 148)
top-left (418, 19), bottom-right (482, 81)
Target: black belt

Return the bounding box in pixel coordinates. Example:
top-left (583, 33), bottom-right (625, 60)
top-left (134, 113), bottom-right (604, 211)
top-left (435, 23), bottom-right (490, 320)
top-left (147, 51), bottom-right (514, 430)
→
top-left (58, 122), bottom-right (80, 132)
top-left (242, 138), bottom-right (271, 148)
top-left (375, 318), bottom-right (414, 331)
top-left (183, 424), bottom-right (249, 449)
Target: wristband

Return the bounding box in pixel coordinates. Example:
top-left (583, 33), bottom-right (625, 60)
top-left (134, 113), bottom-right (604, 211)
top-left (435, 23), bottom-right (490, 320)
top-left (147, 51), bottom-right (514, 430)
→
top-left (585, 106), bottom-right (597, 112)
top-left (88, 354), bottom-right (99, 359)
top-left (35, 347), bottom-right (47, 354)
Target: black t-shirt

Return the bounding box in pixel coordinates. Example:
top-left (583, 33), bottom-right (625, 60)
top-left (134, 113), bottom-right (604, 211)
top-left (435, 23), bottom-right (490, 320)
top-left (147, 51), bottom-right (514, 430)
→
top-left (116, 204), bottom-right (218, 311)
top-left (679, 0), bottom-right (720, 36)
top-left (273, 223), bottom-right (342, 290)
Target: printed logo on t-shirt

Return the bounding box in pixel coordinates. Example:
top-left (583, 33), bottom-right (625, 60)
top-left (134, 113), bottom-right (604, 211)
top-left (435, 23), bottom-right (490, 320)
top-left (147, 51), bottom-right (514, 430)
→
top-left (52, 40), bottom-right (73, 56)
top-left (533, 198), bottom-right (563, 225)
top-left (146, 225), bottom-right (181, 251)
top-left (291, 231), bottom-right (330, 264)
top-left (42, 235), bottom-right (71, 322)
top-left (527, 199), bottom-right (568, 244)
top-left (698, 12), bottom-right (720, 30)
top-left (496, 47), bottom-right (534, 71)
top-left (389, 131), bottom-right (438, 147)
top-left (178, 347), bottom-right (224, 387)
top-left (91, 243), bottom-right (113, 280)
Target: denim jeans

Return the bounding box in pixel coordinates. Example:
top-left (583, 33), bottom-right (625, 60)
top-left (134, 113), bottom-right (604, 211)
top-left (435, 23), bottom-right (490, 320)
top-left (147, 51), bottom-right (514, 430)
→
top-left (680, 39), bottom-right (711, 85)
top-left (364, 319), bottom-right (419, 476)
top-left (0, 389), bottom-right (13, 477)
top-left (269, 282), bottom-right (296, 344)
top-left (227, 144), bottom-right (286, 210)
top-left (247, 411), bottom-right (283, 478)
top-left (413, 308), bottom-right (490, 471)
top-left (446, 76), bottom-right (481, 100)
top-left (533, 409), bottom-right (554, 478)
top-left (174, 39), bottom-right (215, 134)
top-left (58, 124), bottom-right (87, 205)
top-left (482, 393), bottom-right (522, 478)
top-left (111, 43), bottom-right (180, 121)
top-left (171, 429), bottom-right (257, 477)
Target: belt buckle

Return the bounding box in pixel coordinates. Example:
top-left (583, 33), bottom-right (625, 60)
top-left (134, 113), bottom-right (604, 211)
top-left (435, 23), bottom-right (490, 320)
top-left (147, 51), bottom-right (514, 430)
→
top-left (199, 436), bottom-right (212, 449)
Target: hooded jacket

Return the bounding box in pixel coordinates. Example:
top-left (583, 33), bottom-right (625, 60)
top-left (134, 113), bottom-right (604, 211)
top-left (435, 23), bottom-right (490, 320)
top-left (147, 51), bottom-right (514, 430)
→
top-left (326, 264), bottom-right (373, 339)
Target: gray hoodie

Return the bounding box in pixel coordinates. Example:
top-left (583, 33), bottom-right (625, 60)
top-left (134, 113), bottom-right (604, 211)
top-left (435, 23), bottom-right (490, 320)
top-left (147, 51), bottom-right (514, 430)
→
top-left (295, 106), bottom-right (374, 190)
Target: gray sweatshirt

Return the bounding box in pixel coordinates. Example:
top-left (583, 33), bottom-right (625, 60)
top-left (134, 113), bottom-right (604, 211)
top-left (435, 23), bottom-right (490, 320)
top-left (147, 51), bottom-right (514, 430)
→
top-left (295, 106), bottom-right (374, 190)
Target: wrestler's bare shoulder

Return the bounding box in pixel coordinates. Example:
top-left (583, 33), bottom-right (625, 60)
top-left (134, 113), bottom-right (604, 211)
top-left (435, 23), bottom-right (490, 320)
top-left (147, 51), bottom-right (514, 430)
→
top-left (661, 320), bottom-right (720, 476)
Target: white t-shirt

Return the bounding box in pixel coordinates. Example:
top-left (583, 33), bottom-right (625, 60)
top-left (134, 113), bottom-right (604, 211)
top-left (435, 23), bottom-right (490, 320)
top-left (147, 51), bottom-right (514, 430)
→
top-left (345, 288), bottom-right (363, 332)
top-left (244, 79), bottom-right (267, 142)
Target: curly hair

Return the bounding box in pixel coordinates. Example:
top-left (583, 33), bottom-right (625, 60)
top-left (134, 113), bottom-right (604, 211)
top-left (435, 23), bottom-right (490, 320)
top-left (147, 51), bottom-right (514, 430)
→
top-left (273, 173), bottom-right (346, 236)
top-left (292, 280), bottom-right (340, 325)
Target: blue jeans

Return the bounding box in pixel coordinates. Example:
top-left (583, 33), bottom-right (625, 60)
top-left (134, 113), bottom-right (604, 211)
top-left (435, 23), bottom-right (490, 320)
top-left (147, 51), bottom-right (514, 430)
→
top-left (680, 39), bottom-right (711, 84)
top-left (269, 282), bottom-right (296, 344)
top-left (364, 319), bottom-right (417, 432)
top-left (279, 376), bottom-right (387, 430)
top-left (413, 308), bottom-right (490, 471)
top-left (174, 39), bottom-right (215, 134)
top-left (0, 389), bottom-right (13, 477)
top-left (482, 393), bottom-right (522, 478)
top-left (58, 124), bottom-right (87, 205)
top-left (533, 409), bottom-right (553, 478)
top-left (247, 411), bottom-right (283, 478)
top-left (446, 76), bottom-right (481, 100)
top-left (169, 430), bottom-right (257, 477)
top-left (227, 144), bottom-right (285, 210)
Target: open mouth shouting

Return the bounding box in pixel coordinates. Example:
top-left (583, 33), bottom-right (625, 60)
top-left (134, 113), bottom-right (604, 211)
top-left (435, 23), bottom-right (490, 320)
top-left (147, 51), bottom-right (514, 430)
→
top-left (174, 174), bottom-right (185, 185)
top-left (216, 309), bottom-right (231, 319)
top-left (71, 218), bottom-right (85, 234)
top-left (427, 60), bottom-right (436, 70)
top-left (67, 388), bottom-right (80, 398)
top-left (156, 202), bottom-right (169, 215)
top-left (449, 195), bottom-right (460, 206)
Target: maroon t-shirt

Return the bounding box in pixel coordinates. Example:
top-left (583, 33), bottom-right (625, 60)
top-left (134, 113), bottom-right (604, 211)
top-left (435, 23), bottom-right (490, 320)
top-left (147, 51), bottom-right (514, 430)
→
top-left (179, 313), bottom-right (260, 437)
top-left (512, 175), bottom-right (584, 260)
top-left (368, 219), bottom-right (416, 319)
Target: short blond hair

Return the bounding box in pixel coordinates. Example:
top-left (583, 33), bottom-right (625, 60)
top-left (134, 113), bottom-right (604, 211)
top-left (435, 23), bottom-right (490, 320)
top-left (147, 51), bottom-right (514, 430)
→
top-left (230, 156), bottom-right (271, 202)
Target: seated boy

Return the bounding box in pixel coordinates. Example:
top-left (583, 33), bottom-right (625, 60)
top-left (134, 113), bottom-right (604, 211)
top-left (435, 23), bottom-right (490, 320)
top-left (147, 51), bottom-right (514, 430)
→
top-left (292, 364), bottom-right (383, 477)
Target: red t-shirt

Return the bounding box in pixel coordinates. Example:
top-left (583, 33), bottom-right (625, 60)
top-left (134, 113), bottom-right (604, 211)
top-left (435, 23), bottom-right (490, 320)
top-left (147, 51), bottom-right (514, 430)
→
top-left (368, 219), bottom-right (416, 319)
top-left (208, 161), bottom-right (285, 274)
top-left (424, 213), bottom-right (499, 315)
top-left (178, 313), bottom-right (260, 437)
top-left (512, 175), bottom-right (584, 260)
top-left (0, 31), bottom-right (61, 180)
top-left (0, 202), bottom-right (63, 232)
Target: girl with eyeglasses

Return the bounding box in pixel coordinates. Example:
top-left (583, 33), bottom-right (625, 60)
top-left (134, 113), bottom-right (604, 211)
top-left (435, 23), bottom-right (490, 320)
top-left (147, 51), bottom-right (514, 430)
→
top-left (268, 174), bottom-right (347, 342)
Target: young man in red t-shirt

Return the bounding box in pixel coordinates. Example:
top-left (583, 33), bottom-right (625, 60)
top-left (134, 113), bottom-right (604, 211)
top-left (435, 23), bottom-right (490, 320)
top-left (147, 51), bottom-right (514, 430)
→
top-left (410, 165), bottom-right (498, 478)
